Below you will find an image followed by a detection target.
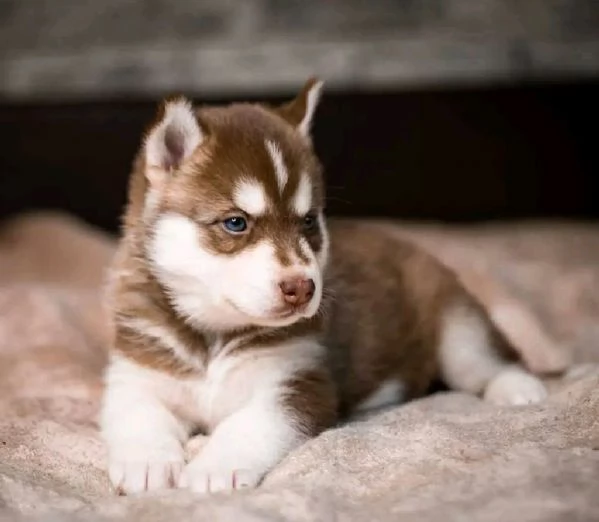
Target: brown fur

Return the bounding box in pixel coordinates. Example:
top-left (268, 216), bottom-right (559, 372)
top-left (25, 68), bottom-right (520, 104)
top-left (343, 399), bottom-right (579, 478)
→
top-left (282, 368), bottom-right (339, 437)
top-left (149, 104), bottom-right (324, 257)
top-left (109, 98), bottom-right (325, 378)
top-left (107, 80), bottom-right (528, 440)
top-left (322, 220), bottom-right (519, 415)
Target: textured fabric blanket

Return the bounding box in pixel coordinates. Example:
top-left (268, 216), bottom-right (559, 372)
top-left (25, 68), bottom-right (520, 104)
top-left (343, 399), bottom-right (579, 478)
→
top-left (0, 212), bottom-right (597, 522)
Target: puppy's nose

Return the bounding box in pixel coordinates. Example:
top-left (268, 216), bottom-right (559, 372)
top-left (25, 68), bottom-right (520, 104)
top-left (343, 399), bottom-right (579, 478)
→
top-left (279, 278), bottom-right (315, 306)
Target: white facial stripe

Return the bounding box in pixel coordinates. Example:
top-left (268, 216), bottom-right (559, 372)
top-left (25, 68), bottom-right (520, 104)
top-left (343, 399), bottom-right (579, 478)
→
top-left (316, 212), bottom-right (329, 268)
top-left (298, 237), bottom-right (313, 262)
top-left (233, 179), bottom-right (269, 216)
top-left (291, 174), bottom-right (312, 215)
top-left (265, 140), bottom-right (288, 193)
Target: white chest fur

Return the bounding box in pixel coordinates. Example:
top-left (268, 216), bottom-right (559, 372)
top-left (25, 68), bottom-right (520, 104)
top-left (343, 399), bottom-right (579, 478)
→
top-left (103, 336), bottom-right (323, 433)
top-left (101, 336), bottom-right (324, 494)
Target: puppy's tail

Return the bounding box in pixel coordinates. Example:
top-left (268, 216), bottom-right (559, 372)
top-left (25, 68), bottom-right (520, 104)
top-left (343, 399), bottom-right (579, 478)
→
top-left (458, 269), bottom-right (570, 376)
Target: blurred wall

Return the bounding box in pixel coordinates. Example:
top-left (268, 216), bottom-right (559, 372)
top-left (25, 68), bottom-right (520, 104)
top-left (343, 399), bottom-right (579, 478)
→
top-left (0, 1), bottom-right (598, 232)
top-left (2, 0), bottom-right (599, 100)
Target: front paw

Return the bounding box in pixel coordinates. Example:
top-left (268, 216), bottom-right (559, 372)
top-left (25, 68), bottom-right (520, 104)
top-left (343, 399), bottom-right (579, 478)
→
top-left (108, 444), bottom-right (185, 495)
top-left (178, 459), bottom-right (263, 494)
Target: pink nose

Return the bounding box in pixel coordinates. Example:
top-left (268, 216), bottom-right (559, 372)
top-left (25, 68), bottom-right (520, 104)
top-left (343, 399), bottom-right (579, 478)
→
top-left (279, 278), bottom-right (315, 307)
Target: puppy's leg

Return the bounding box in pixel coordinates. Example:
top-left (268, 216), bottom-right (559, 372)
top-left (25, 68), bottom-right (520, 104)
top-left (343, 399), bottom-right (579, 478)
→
top-left (101, 357), bottom-right (189, 495)
top-left (438, 301), bottom-right (547, 405)
top-left (180, 368), bottom-right (336, 494)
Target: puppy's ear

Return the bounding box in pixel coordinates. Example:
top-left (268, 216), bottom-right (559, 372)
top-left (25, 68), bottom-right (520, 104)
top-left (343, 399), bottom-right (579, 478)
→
top-left (274, 77), bottom-right (324, 139)
top-left (144, 96), bottom-right (203, 187)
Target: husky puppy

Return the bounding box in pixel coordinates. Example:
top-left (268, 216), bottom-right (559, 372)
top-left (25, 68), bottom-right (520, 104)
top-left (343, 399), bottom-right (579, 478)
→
top-left (100, 79), bottom-right (547, 495)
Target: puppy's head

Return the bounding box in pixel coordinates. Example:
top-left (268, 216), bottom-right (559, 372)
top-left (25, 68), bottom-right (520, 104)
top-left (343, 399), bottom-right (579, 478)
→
top-left (139, 79), bottom-right (328, 331)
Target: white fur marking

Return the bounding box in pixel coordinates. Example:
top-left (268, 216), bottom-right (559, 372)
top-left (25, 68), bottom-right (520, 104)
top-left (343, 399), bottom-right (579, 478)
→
top-left (439, 304), bottom-right (511, 394)
top-left (265, 140), bottom-right (288, 193)
top-left (298, 237), bottom-right (312, 261)
top-left (102, 320), bottom-right (324, 495)
top-left (439, 304), bottom-right (546, 404)
top-left (233, 179), bottom-right (269, 216)
top-left (292, 174), bottom-right (312, 215)
top-left (298, 81), bottom-right (323, 137)
top-left (316, 212), bottom-right (329, 268)
top-left (484, 366), bottom-right (547, 405)
top-left (145, 98), bottom-right (201, 170)
top-left (355, 380), bottom-right (406, 412)
top-left (101, 356), bottom-right (188, 495)
top-left (149, 214), bottom-right (323, 330)
top-left (179, 337), bottom-right (322, 494)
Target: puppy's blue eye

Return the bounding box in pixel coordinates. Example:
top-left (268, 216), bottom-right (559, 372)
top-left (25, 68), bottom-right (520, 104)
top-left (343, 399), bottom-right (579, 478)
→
top-left (223, 216), bottom-right (248, 233)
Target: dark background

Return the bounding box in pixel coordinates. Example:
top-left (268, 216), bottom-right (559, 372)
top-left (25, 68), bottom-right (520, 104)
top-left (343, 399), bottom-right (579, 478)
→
top-left (1, 0), bottom-right (598, 234)
top-left (1, 79), bottom-right (597, 234)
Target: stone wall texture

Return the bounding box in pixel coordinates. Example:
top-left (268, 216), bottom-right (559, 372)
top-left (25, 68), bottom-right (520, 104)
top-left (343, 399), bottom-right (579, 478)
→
top-left (1, 0), bottom-right (598, 100)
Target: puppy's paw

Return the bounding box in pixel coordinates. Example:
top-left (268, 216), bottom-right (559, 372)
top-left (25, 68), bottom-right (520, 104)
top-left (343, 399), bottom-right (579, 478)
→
top-left (110, 460), bottom-right (184, 495)
top-left (179, 459), bottom-right (263, 494)
top-left (484, 367), bottom-right (547, 406)
top-left (108, 442), bottom-right (185, 495)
